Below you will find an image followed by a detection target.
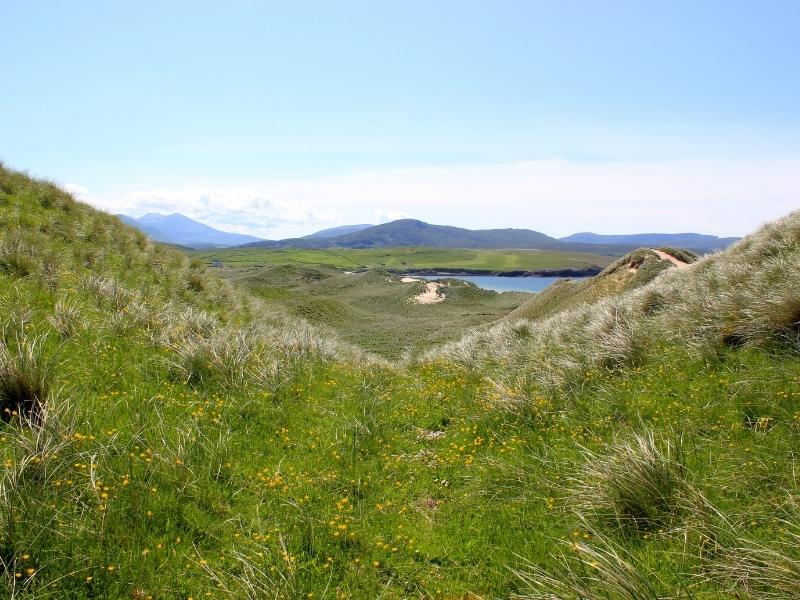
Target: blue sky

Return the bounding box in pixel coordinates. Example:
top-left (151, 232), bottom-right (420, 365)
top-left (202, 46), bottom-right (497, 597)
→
top-left (2, 1), bottom-right (799, 238)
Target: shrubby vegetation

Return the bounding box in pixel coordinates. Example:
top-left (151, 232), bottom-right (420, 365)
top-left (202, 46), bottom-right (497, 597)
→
top-left (1, 162), bottom-right (800, 598)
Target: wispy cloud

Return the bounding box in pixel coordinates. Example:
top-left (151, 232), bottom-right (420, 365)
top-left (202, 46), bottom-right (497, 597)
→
top-left (84, 183), bottom-right (342, 239)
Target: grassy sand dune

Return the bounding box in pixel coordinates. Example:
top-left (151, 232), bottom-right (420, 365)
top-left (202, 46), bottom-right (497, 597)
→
top-left (505, 247), bottom-right (699, 323)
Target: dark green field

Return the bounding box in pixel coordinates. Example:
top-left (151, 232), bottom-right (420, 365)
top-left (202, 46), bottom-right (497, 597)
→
top-left (192, 246), bottom-right (614, 273)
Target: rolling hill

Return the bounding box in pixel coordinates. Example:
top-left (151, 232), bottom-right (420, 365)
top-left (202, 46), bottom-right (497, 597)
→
top-left (248, 218), bottom-right (636, 254)
top-left (121, 213), bottom-right (736, 257)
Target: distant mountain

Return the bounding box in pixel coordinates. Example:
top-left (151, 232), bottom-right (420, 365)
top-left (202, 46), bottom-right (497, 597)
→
top-left (331, 219), bottom-right (562, 249)
top-left (119, 213), bottom-right (734, 255)
top-left (117, 214), bottom-right (169, 241)
top-left (304, 224), bottom-right (374, 239)
top-left (247, 219), bottom-right (635, 255)
top-left (120, 213), bottom-right (263, 249)
top-left (249, 219), bottom-right (559, 250)
top-left (559, 232), bottom-right (740, 253)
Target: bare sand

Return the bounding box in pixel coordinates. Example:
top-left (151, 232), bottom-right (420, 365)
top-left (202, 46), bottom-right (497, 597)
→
top-left (410, 281), bottom-right (445, 304)
top-left (652, 249), bottom-right (690, 269)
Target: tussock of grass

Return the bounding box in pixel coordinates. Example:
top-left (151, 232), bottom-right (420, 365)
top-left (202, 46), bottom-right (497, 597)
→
top-left (706, 530), bottom-right (800, 599)
top-left (186, 269), bottom-right (206, 292)
top-left (81, 274), bottom-right (137, 311)
top-left (569, 432), bottom-right (688, 533)
top-left (167, 327), bottom-right (262, 388)
top-left (512, 526), bottom-right (667, 600)
top-left (0, 334), bottom-right (55, 424)
top-left (48, 298), bottom-right (82, 339)
top-left (0, 238), bottom-right (35, 279)
top-left (176, 306), bottom-right (219, 339)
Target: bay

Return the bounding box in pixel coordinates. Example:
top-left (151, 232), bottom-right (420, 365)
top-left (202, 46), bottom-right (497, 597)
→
top-left (411, 274), bottom-right (584, 293)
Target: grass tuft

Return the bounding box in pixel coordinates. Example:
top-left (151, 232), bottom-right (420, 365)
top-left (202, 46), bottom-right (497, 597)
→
top-left (569, 432), bottom-right (688, 533)
top-left (167, 327), bottom-right (260, 389)
top-left (0, 238), bottom-right (35, 278)
top-left (512, 525), bottom-right (667, 600)
top-left (0, 334), bottom-right (56, 424)
top-left (48, 298), bottom-right (82, 339)
top-left (706, 531), bottom-right (800, 598)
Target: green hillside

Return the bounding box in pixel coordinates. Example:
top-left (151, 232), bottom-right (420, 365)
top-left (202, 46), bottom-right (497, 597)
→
top-left (193, 246), bottom-right (613, 273)
top-left (2, 164), bottom-right (800, 599)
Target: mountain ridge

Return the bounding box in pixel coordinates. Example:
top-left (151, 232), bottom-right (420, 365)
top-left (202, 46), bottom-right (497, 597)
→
top-left (120, 212), bottom-right (263, 248)
top-left (247, 218), bottom-right (637, 255)
top-left (303, 224), bottom-right (374, 238)
top-left (118, 212), bottom-right (741, 255)
top-left (560, 231), bottom-right (740, 252)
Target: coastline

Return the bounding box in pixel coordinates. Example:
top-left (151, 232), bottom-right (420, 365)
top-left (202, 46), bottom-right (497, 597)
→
top-left (394, 266), bottom-right (602, 278)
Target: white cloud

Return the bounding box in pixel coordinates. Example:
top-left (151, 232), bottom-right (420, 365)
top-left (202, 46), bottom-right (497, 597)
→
top-left (63, 183), bottom-right (91, 201)
top-left (86, 184), bottom-right (342, 239)
top-left (79, 158), bottom-right (800, 239)
top-left (375, 209), bottom-right (410, 223)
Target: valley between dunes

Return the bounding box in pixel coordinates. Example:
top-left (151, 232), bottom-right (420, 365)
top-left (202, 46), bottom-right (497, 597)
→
top-left (1, 164), bottom-right (800, 599)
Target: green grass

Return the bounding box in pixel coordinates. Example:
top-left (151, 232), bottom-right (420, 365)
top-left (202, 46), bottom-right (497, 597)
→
top-left (218, 264), bottom-right (531, 358)
top-left (2, 163), bottom-right (800, 599)
top-left (191, 246), bottom-right (614, 273)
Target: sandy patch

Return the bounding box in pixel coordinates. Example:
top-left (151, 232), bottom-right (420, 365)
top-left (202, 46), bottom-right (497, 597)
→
top-left (400, 276), bottom-right (422, 283)
top-left (410, 281), bottom-right (445, 304)
top-left (652, 249), bottom-right (690, 269)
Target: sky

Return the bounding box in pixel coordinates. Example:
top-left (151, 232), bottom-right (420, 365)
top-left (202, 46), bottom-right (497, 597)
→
top-left (2, 1), bottom-right (799, 239)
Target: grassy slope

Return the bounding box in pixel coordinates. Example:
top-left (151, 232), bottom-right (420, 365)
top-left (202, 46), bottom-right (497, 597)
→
top-left (1, 165), bottom-right (800, 599)
top-left (219, 264), bottom-right (530, 358)
top-left (506, 247), bottom-right (697, 322)
top-left (192, 246), bottom-right (614, 273)
top-left (426, 213), bottom-right (800, 596)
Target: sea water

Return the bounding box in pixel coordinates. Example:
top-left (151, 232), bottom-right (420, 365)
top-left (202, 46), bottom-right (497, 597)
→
top-left (412, 274), bottom-right (582, 293)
